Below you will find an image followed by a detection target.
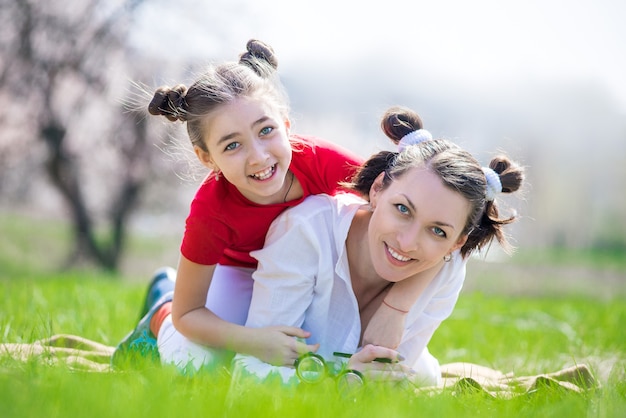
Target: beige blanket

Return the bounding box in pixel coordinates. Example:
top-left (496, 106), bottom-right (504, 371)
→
top-left (1, 334), bottom-right (597, 397)
top-left (1, 334), bottom-right (114, 372)
top-left (434, 361), bottom-right (596, 397)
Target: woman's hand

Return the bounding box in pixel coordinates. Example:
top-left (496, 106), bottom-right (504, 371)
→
top-left (247, 326), bottom-right (319, 367)
top-left (362, 303), bottom-right (407, 349)
top-left (348, 344), bottom-right (413, 383)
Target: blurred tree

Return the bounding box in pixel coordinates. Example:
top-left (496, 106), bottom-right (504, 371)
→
top-left (0, 0), bottom-right (151, 271)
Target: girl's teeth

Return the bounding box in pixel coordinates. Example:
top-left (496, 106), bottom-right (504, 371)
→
top-left (253, 166), bottom-right (273, 180)
top-left (388, 247), bottom-right (411, 262)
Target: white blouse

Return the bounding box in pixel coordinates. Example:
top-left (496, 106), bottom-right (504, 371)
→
top-left (232, 193), bottom-right (467, 386)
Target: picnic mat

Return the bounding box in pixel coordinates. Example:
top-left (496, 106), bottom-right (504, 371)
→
top-left (0, 334), bottom-right (598, 397)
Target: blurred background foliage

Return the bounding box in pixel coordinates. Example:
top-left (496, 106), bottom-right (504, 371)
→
top-left (0, 0), bottom-right (624, 277)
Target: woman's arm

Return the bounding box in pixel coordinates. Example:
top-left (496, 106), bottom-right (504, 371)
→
top-left (396, 255), bottom-right (467, 372)
top-left (362, 261), bottom-right (443, 348)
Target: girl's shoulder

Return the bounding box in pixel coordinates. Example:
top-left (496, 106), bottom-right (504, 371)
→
top-left (289, 134), bottom-right (328, 154)
top-left (290, 134), bottom-right (362, 159)
top-left (191, 174), bottom-right (242, 212)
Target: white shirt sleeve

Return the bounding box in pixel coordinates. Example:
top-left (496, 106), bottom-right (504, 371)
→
top-left (232, 199), bottom-right (335, 384)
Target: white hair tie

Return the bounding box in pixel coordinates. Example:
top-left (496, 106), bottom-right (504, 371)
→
top-left (482, 167), bottom-right (502, 201)
top-left (398, 129), bottom-right (433, 152)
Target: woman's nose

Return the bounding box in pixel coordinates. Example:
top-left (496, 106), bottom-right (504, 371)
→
top-left (397, 226), bottom-right (420, 253)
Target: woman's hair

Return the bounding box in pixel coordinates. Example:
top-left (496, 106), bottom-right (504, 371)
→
top-left (147, 39), bottom-right (290, 152)
top-left (345, 106), bottom-right (525, 257)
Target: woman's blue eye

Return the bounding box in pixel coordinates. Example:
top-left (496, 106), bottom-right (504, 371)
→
top-left (433, 227), bottom-right (446, 238)
top-left (260, 126), bottom-right (273, 136)
top-left (224, 142), bottom-right (240, 151)
top-left (396, 204), bottom-right (409, 215)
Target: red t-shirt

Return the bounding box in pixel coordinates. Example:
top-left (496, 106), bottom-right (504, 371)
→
top-left (180, 134), bottom-right (364, 267)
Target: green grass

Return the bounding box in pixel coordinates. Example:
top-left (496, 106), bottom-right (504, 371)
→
top-left (1, 212), bottom-right (625, 417)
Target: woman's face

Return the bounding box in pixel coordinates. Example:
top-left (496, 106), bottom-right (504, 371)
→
top-left (194, 96), bottom-right (292, 205)
top-left (367, 167), bottom-right (470, 283)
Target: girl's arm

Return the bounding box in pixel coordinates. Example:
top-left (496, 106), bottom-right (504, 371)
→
top-left (172, 255), bottom-right (314, 364)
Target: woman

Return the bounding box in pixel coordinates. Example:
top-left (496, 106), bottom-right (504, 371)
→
top-left (232, 106), bottom-right (525, 387)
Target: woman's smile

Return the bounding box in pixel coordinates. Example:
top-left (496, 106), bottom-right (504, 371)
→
top-left (385, 243), bottom-right (414, 264)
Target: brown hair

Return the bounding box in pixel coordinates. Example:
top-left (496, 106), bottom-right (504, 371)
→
top-left (147, 39), bottom-right (289, 152)
top-left (345, 106), bottom-right (525, 257)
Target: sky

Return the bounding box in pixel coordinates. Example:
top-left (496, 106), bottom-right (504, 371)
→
top-left (132, 0), bottom-right (626, 113)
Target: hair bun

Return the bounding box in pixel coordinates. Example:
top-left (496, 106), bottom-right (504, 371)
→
top-left (239, 39), bottom-right (278, 74)
top-left (148, 84), bottom-right (188, 122)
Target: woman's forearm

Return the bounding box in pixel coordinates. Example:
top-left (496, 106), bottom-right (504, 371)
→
top-left (383, 261), bottom-right (443, 311)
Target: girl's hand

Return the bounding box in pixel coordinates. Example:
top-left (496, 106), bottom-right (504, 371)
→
top-left (348, 344), bottom-right (413, 383)
top-left (248, 326), bottom-right (319, 367)
top-left (362, 303), bottom-right (407, 349)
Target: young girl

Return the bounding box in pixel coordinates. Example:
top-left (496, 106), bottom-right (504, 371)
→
top-left (232, 106), bottom-right (525, 387)
top-left (112, 40), bottom-right (418, 370)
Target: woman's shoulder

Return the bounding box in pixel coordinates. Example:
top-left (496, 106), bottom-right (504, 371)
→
top-left (267, 193), bottom-right (365, 240)
top-left (262, 193), bottom-right (364, 253)
top-left (435, 249), bottom-right (468, 286)
top-left (284, 193), bottom-right (365, 219)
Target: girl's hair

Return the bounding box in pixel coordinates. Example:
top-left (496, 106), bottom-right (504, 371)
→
top-left (147, 39), bottom-right (290, 152)
top-left (345, 106), bottom-right (525, 257)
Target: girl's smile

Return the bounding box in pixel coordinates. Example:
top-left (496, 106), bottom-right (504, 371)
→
top-left (250, 164), bottom-right (277, 181)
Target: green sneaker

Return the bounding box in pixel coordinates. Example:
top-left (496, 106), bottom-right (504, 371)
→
top-left (111, 268), bottom-right (175, 369)
top-left (138, 267), bottom-right (176, 319)
top-left (111, 291), bottom-right (173, 369)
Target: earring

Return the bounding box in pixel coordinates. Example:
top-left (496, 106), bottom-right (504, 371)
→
top-left (443, 253), bottom-right (452, 262)
top-left (214, 170), bottom-right (221, 181)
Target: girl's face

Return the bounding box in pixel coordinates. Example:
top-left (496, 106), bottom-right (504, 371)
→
top-left (367, 167), bottom-right (470, 283)
top-left (194, 97), bottom-right (292, 205)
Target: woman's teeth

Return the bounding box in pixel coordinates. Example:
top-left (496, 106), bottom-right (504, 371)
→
top-left (388, 247), bottom-right (411, 262)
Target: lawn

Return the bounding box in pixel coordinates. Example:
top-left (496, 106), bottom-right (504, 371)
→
top-left (1, 213), bottom-right (624, 417)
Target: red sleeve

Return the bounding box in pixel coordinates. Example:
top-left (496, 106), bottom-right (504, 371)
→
top-left (291, 135), bottom-right (365, 195)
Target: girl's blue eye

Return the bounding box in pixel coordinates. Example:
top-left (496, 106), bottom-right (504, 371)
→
top-left (224, 142), bottom-right (240, 151)
top-left (260, 126), bottom-right (273, 136)
top-left (396, 204), bottom-right (409, 215)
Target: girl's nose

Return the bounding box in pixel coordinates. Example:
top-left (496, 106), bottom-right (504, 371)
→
top-left (248, 139), bottom-right (270, 165)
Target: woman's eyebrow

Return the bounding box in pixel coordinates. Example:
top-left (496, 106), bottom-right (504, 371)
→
top-left (434, 221), bottom-right (455, 230)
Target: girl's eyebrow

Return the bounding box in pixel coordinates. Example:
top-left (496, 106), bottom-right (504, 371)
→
top-left (216, 116), bottom-right (271, 146)
top-left (401, 194), bottom-right (456, 231)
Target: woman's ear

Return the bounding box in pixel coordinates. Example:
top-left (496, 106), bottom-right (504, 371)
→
top-left (450, 234), bottom-right (468, 253)
top-left (368, 172), bottom-right (386, 208)
top-left (194, 146), bottom-right (215, 170)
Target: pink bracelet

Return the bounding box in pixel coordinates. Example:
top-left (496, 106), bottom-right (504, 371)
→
top-left (382, 299), bottom-right (409, 314)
